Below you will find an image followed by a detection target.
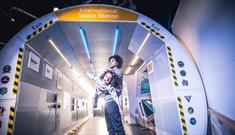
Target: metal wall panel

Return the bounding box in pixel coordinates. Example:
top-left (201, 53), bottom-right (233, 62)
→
top-left (21, 45), bottom-right (57, 91)
top-left (14, 45), bottom-right (89, 135)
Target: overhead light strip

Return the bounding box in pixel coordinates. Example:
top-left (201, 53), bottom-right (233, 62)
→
top-left (48, 39), bottom-right (72, 67)
top-left (80, 27), bottom-right (97, 76)
top-left (112, 28), bottom-right (119, 55)
top-left (136, 62), bottom-right (146, 74)
top-left (130, 32), bottom-right (151, 66)
top-left (126, 32), bottom-right (151, 74)
top-left (125, 66), bottom-right (132, 75)
top-left (48, 39), bottom-right (93, 94)
top-left (80, 27), bottom-right (91, 61)
top-left (130, 55), bottom-right (139, 66)
top-left (136, 32), bottom-right (151, 55)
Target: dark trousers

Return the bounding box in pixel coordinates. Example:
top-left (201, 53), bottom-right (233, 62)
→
top-left (105, 101), bottom-right (125, 135)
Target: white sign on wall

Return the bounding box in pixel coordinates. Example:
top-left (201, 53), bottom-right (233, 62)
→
top-left (57, 73), bottom-right (63, 89)
top-left (45, 64), bottom-right (53, 80)
top-left (28, 51), bottom-right (40, 72)
top-left (63, 91), bottom-right (71, 109)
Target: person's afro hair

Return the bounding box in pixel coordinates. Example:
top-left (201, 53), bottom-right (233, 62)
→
top-left (108, 55), bottom-right (124, 69)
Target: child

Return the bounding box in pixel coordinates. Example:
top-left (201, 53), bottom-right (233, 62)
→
top-left (93, 69), bottom-right (124, 118)
top-left (93, 70), bottom-right (117, 108)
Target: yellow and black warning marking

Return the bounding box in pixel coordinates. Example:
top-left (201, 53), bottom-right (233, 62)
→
top-left (177, 96), bottom-right (188, 135)
top-left (13, 47), bottom-right (24, 96)
top-left (26, 20), bottom-right (54, 40)
top-left (140, 22), bottom-right (165, 40)
top-left (7, 106), bottom-right (15, 135)
top-left (167, 46), bottom-right (178, 86)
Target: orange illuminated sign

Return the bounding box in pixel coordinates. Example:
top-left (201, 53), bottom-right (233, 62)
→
top-left (56, 5), bottom-right (138, 21)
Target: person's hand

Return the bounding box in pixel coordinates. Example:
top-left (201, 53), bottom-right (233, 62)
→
top-left (97, 83), bottom-right (106, 91)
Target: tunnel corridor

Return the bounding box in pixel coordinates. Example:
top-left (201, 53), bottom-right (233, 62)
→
top-left (1, 2), bottom-right (235, 135)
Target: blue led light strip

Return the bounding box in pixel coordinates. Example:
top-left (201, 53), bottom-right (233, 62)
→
top-left (80, 27), bottom-right (96, 75)
top-left (80, 27), bottom-right (91, 61)
top-left (112, 28), bottom-right (119, 55)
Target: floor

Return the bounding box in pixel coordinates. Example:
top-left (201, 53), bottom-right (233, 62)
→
top-left (77, 116), bottom-right (156, 135)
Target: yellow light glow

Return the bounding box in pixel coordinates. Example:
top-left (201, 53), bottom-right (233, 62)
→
top-left (130, 55), bottom-right (139, 66)
top-left (125, 67), bottom-right (132, 75)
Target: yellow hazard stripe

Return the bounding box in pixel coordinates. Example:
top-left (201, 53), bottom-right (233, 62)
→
top-left (18, 51), bottom-right (23, 55)
top-left (16, 64), bottom-right (21, 69)
top-left (15, 70), bottom-right (20, 76)
top-left (167, 46), bottom-right (178, 86)
top-left (182, 122), bottom-right (186, 127)
top-left (172, 73), bottom-right (176, 76)
top-left (7, 128), bottom-right (13, 134)
top-left (169, 55), bottom-right (173, 60)
top-left (41, 27), bottom-right (45, 31)
top-left (178, 101), bottom-right (183, 106)
top-left (180, 115), bottom-right (185, 120)
top-left (167, 47), bottom-right (172, 53)
top-left (179, 108), bottom-right (184, 112)
top-left (7, 106), bottom-right (15, 135)
top-left (177, 96), bottom-right (187, 135)
top-left (26, 20), bottom-right (54, 40)
top-left (171, 66), bottom-right (176, 71)
top-left (140, 22), bottom-right (165, 40)
top-left (18, 57), bottom-right (22, 62)
top-left (10, 111), bottom-right (14, 116)
top-left (12, 48), bottom-right (24, 95)
top-left (9, 119), bottom-right (14, 125)
top-left (13, 85), bottom-right (18, 90)
top-left (15, 78), bottom-right (19, 83)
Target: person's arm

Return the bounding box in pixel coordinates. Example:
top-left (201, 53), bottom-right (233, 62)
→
top-left (95, 71), bottom-right (107, 91)
top-left (93, 71), bottom-right (106, 108)
top-left (105, 73), bottom-right (123, 97)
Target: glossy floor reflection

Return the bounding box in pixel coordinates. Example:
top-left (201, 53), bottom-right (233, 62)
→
top-left (77, 116), bottom-right (156, 135)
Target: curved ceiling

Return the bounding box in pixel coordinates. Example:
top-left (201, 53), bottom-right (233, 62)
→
top-left (26, 21), bottom-right (145, 77)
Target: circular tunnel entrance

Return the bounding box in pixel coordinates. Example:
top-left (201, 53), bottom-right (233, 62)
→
top-left (0, 4), bottom-right (207, 135)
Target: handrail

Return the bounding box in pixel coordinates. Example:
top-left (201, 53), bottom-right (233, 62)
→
top-left (208, 108), bottom-right (235, 134)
